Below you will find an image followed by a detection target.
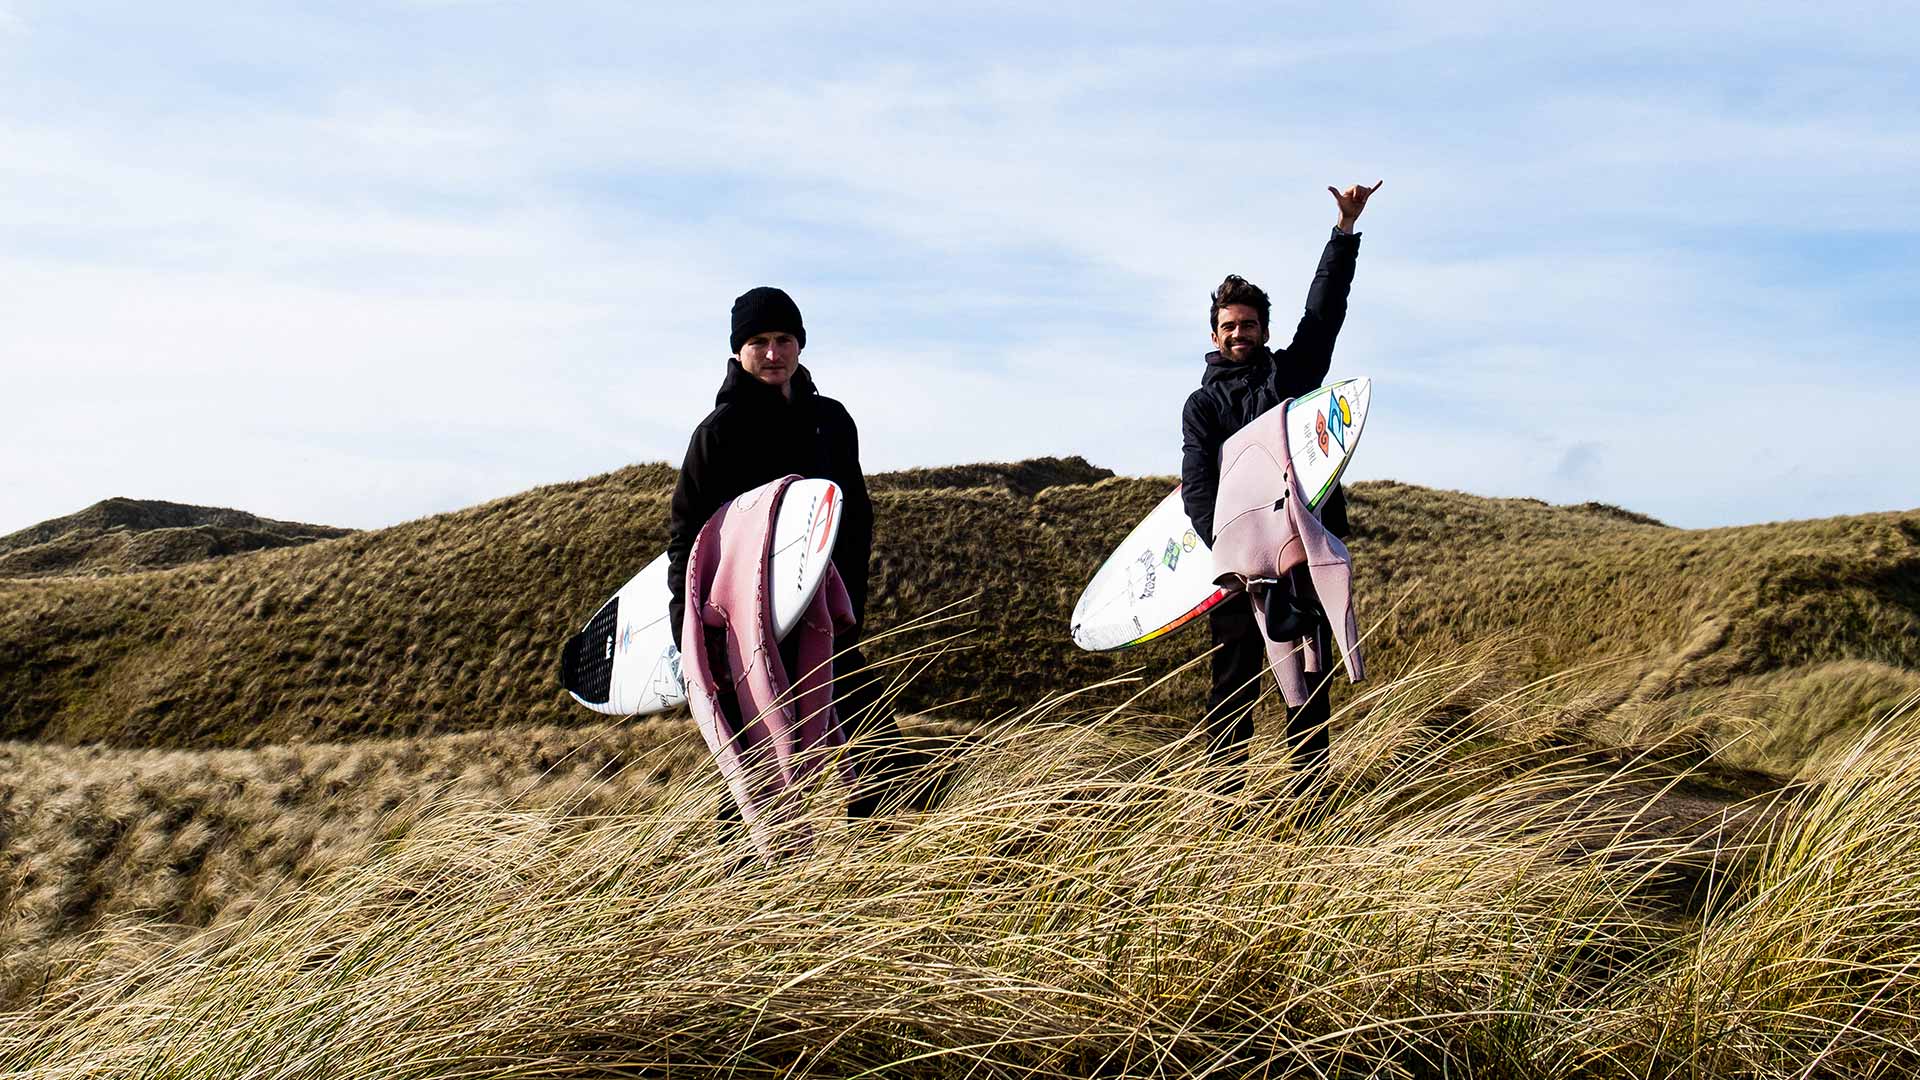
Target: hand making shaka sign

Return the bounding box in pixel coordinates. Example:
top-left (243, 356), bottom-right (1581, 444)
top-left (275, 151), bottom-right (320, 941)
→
top-left (1328, 180), bottom-right (1384, 232)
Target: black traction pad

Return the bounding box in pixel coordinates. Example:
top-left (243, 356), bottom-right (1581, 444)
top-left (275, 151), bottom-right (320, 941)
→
top-left (559, 597), bottom-right (619, 704)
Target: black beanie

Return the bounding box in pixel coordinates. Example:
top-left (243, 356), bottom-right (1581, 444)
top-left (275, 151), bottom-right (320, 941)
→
top-left (729, 286), bottom-right (806, 355)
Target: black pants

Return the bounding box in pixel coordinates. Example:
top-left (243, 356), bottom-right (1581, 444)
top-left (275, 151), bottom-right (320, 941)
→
top-left (1204, 592), bottom-right (1331, 793)
top-left (714, 628), bottom-right (913, 840)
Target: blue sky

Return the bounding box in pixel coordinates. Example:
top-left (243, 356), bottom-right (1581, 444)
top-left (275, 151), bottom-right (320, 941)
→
top-left (2, 2), bottom-right (1916, 536)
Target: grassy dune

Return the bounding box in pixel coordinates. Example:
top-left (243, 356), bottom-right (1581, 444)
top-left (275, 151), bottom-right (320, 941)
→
top-left (1, 461), bottom-right (1914, 776)
top-left (1, 651), bottom-right (1915, 1078)
top-left (0, 498), bottom-right (350, 579)
top-left (0, 717), bottom-right (709, 1005)
top-left (1, 462), bottom-right (1917, 1074)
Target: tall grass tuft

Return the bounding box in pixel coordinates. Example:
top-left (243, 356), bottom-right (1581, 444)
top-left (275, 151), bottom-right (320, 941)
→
top-left (0, 654), bottom-right (1915, 1078)
top-left (1647, 691), bottom-right (1920, 1077)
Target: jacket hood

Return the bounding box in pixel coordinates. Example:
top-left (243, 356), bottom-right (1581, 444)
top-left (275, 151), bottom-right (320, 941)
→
top-left (1201, 345), bottom-right (1273, 386)
top-left (714, 358), bottom-right (819, 407)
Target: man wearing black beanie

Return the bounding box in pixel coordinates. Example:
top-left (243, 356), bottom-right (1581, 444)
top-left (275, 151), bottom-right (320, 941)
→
top-left (728, 285), bottom-right (807, 357)
top-left (668, 286), bottom-right (913, 826)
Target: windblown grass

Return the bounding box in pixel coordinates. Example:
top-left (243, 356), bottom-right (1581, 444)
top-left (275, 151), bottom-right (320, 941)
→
top-left (0, 718), bottom-right (707, 1006)
top-left (1646, 700), bottom-right (1920, 1076)
top-left (4, 650), bottom-right (1912, 1078)
top-left (2, 461), bottom-right (1914, 780)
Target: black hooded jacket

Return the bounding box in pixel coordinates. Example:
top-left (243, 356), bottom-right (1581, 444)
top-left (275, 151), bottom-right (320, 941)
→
top-left (1180, 228), bottom-right (1360, 546)
top-left (667, 360), bottom-right (874, 649)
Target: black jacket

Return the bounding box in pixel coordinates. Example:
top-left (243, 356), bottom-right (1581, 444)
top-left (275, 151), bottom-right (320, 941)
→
top-left (667, 360), bottom-right (875, 649)
top-left (1181, 228), bottom-right (1360, 546)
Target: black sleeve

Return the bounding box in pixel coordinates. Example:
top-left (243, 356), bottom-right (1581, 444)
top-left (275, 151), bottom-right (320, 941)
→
top-left (830, 407), bottom-right (874, 626)
top-left (667, 421), bottom-right (725, 651)
top-left (1180, 391), bottom-right (1223, 547)
top-left (1280, 228), bottom-right (1362, 388)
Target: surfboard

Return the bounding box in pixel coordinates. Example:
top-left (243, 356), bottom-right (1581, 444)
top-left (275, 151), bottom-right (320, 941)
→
top-left (1070, 377), bottom-right (1371, 652)
top-left (560, 477), bottom-right (844, 716)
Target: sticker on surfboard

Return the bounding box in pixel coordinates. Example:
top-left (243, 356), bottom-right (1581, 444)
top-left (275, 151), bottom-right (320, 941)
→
top-left (1070, 378), bottom-right (1370, 652)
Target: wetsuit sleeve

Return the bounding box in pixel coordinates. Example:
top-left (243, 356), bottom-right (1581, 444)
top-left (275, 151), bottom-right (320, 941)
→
top-left (1180, 391), bottom-right (1222, 547)
top-left (667, 422), bottom-right (724, 651)
top-left (1280, 227), bottom-right (1362, 387)
top-left (833, 412), bottom-right (875, 627)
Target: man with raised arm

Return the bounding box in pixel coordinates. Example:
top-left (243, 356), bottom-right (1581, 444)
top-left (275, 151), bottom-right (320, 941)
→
top-left (1180, 181), bottom-right (1383, 793)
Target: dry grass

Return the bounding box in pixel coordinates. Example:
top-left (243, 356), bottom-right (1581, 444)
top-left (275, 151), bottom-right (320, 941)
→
top-left (0, 649), bottom-right (1913, 1078)
top-left (0, 462), bottom-right (1913, 1075)
top-left (1623, 705), bottom-right (1920, 1077)
top-left (0, 717), bottom-right (708, 1007)
top-left (5, 461), bottom-right (1913, 777)
top-left (0, 498), bottom-right (349, 579)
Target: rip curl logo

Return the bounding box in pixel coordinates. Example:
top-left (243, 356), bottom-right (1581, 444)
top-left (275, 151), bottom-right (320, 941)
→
top-left (810, 485), bottom-right (837, 553)
top-left (793, 485), bottom-right (838, 596)
top-left (1316, 410), bottom-right (1330, 456)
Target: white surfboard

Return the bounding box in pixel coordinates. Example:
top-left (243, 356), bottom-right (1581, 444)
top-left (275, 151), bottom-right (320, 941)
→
top-left (1070, 378), bottom-right (1371, 651)
top-left (560, 477), bottom-right (844, 716)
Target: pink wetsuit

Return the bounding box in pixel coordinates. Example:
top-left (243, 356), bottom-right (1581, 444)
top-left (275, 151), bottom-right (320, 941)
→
top-left (682, 474), bottom-right (857, 857)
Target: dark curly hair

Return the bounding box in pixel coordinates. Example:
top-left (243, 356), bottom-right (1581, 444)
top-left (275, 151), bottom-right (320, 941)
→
top-left (1209, 274), bottom-right (1270, 333)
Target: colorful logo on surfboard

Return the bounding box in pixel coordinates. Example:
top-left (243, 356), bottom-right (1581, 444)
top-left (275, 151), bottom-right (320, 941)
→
top-left (1315, 394), bottom-right (1354, 456)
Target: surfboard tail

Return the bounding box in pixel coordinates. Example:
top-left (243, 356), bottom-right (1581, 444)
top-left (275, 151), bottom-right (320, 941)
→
top-left (560, 598), bottom-right (619, 704)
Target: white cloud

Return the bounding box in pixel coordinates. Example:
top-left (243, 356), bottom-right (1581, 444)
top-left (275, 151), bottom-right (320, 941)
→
top-left (2, 4), bottom-right (1917, 535)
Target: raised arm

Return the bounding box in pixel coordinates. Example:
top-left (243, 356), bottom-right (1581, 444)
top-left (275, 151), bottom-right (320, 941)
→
top-left (1281, 180), bottom-right (1381, 384)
